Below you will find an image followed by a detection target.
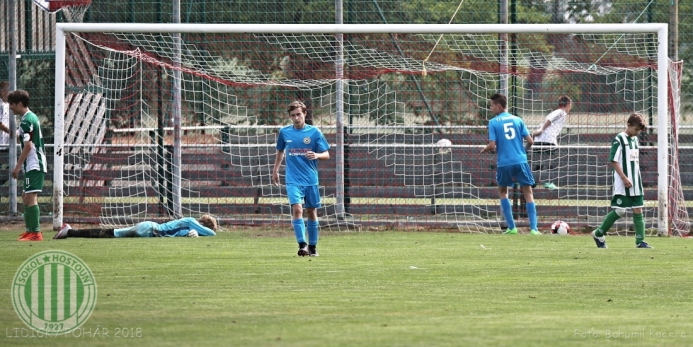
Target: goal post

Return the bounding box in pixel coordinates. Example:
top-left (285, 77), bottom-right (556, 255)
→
top-left (53, 23), bottom-right (676, 235)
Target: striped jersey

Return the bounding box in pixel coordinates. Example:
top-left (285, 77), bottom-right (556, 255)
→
top-left (609, 132), bottom-right (642, 197)
top-left (18, 111), bottom-right (47, 173)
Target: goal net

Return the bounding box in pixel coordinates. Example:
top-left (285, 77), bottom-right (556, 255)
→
top-left (53, 23), bottom-right (687, 236)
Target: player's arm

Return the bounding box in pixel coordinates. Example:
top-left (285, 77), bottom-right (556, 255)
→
top-left (306, 150), bottom-right (329, 160)
top-left (610, 161), bottom-right (632, 188)
top-left (524, 134), bottom-right (534, 151)
top-left (186, 219), bottom-right (216, 236)
top-left (0, 121), bottom-right (9, 134)
top-left (532, 120), bottom-right (552, 137)
top-left (13, 140), bottom-right (32, 179)
top-left (480, 140), bottom-right (496, 154)
top-left (272, 150), bottom-right (285, 186)
top-left (307, 132), bottom-right (330, 160)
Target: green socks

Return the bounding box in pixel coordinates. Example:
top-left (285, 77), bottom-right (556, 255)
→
top-left (594, 210), bottom-right (620, 237)
top-left (25, 205), bottom-right (40, 232)
top-left (595, 211), bottom-right (645, 244)
top-left (634, 213), bottom-right (645, 244)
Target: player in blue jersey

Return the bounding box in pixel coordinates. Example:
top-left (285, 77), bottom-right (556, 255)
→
top-left (272, 101), bottom-right (330, 257)
top-left (52, 214), bottom-right (217, 239)
top-left (480, 93), bottom-right (540, 235)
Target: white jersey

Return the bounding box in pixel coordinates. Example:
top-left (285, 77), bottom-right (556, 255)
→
top-left (0, 102), bottom-right (9, 147)
top-left (610, 132), bottom-right (642, 197)
top-left (534, 108), bottom-right (567, 145)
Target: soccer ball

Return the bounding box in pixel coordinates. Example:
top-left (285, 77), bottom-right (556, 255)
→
top-left (436, 138), bottom-right (452, 153)
top-left (550, 220), bottom-right (571, 235)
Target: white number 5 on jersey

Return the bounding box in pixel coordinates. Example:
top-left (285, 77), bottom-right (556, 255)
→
top-left (503, 122), bottom-right (516, 140)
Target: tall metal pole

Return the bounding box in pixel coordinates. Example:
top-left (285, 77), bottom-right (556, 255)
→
top-left (499, 0), bottom-right (513, 220)
top-left (8, 0), bottom-right (18, 214)
top-left (499, 0), bottom-right (509, 96)
top-left (656, 26), bottom-right (669, 236)
top-left (172, 0), bottom-right (182, 218)
top-left (509, 0), bottom-right (517, 114)
top-left (669, 0), bottom-right (678, 60)
top-left (551, 0), bottom-right (561, 24)
top-left (335, 0), bottom-right (345, 219)
top-left (647, 3), bottom-right (654, 129)
top-left (53, 28), bottom-right (66, 230)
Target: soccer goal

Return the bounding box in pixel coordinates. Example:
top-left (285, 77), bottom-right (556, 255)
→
top-left (53, 23), bottom-right (687, 236)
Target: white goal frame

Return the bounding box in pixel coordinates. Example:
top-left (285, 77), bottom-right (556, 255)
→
top-left (53, 23), bottom-right (669, 234)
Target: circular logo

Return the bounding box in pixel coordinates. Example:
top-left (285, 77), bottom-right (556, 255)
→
top-left (616, 198), bottom-right (622, 205)
top-left (11, 250), bottom-right (97, 334)
top-left (303, 137), bottom-right (311, 144)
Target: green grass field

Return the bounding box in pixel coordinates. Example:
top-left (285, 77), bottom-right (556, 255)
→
top-left (1, 227), bottom-right (693, 347)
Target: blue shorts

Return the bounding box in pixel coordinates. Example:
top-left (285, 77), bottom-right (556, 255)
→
top-left (114, 221), bottom-right (158, 237)
top-left (496, 163), bottom-right (535, 187)
top-left (286, 184), bottom-right (321, 208)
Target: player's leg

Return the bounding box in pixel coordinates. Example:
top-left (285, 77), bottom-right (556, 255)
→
top-left (286, 184), bottom-right (308, 256)
top-left (520, 187), bottom-right (539, 235)
top-left (532, 143), bottom-right (557, 190)
top-left (496, 167), bottom-right (516, 233)
top-left (631, 198), bottom-right (651, 248)
top-left (591, 195), bottom-right (627, 248)
top-left (55, 227), bottom-right (116, 238)
top-left (530, 143), bottom-right (544, 187)
top-left (304, 185), bottom-right (321, 256)
top-left (542, 144), bottom-right (558, 189)
top-left (599, 196), bottom-right (628, 235)
top-left (0, 153), bottom-right (8, 186)
top-left (18, 170), bottom-right (44, 241)
top-left (114, 221), bottom-right (157, 237)
top-left (515, 163), bottom-right (539, 234)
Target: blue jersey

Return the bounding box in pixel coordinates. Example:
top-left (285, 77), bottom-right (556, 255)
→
top-left (155, 217), bottom-right (216, 237)
top-left (276, 124), bottom-right (330, 185)
top-left (487, 112), bottom-right (530, 167)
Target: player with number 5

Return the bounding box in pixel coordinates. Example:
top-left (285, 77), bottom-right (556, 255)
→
top-left (480, 93), bottom-right (539, 235)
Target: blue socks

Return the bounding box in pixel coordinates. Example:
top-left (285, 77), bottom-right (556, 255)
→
top-left (500, 198), bottom-right (515, 229)
top-left (292, 219), bottom-right (306, 244)
top-left (307, 220), bottom-right (319, 246)
top-left (526, 202), bottom-right (537, 231)
top-left (293, 219), bottom-right (319, 246)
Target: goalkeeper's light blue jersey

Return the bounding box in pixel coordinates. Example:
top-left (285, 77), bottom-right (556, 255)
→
top-left (156, 217), bottom-right (216, 237)
top-left (276, 124), bottom-right (330, 186)
top-left (487, 112), bottom-right (530, 167)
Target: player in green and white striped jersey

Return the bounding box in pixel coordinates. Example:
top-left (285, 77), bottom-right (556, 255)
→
top-left (0, 90), bottom-right (47, 241)
top-left (591, 113), bottom-right (651, 249)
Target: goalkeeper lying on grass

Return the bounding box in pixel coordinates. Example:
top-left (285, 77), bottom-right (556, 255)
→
top-left (53, 215), bottom-right (217, 239)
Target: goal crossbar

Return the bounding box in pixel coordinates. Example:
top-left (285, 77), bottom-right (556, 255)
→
top-left (56, 23), bottom-right (667, 34)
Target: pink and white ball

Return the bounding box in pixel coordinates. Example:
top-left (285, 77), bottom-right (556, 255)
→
top-left (550, 221), bottom-right (571, 235)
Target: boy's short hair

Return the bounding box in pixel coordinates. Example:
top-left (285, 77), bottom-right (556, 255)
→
top-left (489, 93), bottom-right (507, 109)
top-left (198, 214), bottom-right (218, 231)
top-left (558, 95), bottom-right (572, 107)
top-left (7, 90), bottom-right (30, 107)
top-left (287, 101), bottom-right (307, 114)
top-left (627, 113), bottom-right (647, 131)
